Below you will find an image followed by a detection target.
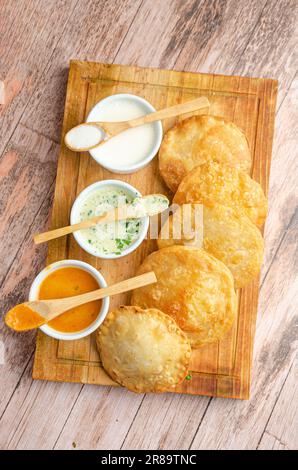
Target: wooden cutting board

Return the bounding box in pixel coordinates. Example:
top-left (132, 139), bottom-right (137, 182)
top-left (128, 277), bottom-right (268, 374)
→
top-left (32, 60), bottom-right (277, 399)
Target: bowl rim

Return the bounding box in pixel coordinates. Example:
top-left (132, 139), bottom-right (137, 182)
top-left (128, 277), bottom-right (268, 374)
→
top-left (29, 259), bottom-right (110, 341)
top-left (87, 93), bottom-right (163, 174)
top-left (70, 179), bottom-right (149, 259)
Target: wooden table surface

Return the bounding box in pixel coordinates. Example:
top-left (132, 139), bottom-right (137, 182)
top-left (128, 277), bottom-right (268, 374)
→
top-left (0, 0), bottom-right (297, 450)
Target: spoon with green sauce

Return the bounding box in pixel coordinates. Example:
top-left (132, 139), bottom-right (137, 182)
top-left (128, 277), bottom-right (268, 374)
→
top-left (34, 194), bottom-right (169, 245)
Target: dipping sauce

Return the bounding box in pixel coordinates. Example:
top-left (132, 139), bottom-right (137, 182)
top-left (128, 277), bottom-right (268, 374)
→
top-left (38, 267), bottom-right (102, 333)
top-left (5, 305), bottom-right (45, 331)
top-left (87, 97), bottom-right (157, 170)
top-left (125, 194), bottom-right (169, 218)
top-left (77, 185), bottom-right (142, 257)
top-left (65, 124), bottom-right (104, 150)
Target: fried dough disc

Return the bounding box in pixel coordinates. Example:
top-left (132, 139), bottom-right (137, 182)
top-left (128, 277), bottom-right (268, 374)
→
top-left (97, 306), bottom-right (191, 393)
top-left (158, 202), bottom-right (264, 288)
top-left (173, 160), bottom-right (267, 227)
top-left (131, 246), bottom-right (237, 348)
top-left (159, 115), bottom-right (251, 192)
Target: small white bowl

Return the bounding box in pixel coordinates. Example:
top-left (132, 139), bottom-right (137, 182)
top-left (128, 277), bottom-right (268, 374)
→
top-left (70, 179), bottom-right (149, 259)
top-left (87, 93), bottom-right (163, 174)
top-left (29, 259), bottom-right (110, 341)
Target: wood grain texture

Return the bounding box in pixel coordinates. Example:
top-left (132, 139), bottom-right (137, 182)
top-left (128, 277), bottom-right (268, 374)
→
top-left (0, 0), bottom-right (297, 450)
top-left (0, 0), bottom-right (78, 155)
top-left (0, 176), bottom-right (55, 419)
top-left (0, 126), bottom-right (58, 285)
top-left (258, 356), bottom-right (298, 450)
top-left (31, 60), bottom-right (278, 401)
top-left (22, 0), bottom-right (143, 143)
top-left (0, 81), bottom-right (4, 104)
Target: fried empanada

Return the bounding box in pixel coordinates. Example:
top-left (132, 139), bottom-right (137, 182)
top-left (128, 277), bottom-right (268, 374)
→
top-left (173, 160), bottom-right (267, 227)
top-left (158, 202), bottom-right (264, 288)
top-left (131, 246), bottom-right (237, 348)
top-left (97, 306), bottom-right (191, 393)
top-left (159, 115), bottom-right (251, 192)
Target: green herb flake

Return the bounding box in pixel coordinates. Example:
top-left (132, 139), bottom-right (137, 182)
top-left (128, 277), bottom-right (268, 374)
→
top-left (185, 373), bottom-right (192, 381)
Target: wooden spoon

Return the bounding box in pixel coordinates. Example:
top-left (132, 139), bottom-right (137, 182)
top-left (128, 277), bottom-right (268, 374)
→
top-left (5, 271), bottom-right (157, 331)
top-left (64, 96), bottom-right (210, 151)
top-left (34, 193), bottom-right (169, 244)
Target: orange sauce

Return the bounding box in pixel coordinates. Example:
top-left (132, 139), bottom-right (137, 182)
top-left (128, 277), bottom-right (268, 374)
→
top-left (5, 305), bottom-right (45, 331)
top-left (38, 267), bottom-right (102, 333)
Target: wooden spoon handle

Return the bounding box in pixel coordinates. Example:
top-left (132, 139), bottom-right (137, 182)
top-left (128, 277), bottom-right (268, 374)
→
top-left (33, 213), bottom-right (111, 244)
top-left (47, 271), bottom-right (157, 317)
top-left (126, 96), bottom-right (209, 128)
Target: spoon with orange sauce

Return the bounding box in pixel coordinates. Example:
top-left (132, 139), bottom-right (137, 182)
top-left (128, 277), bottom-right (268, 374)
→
top-left (5, 271), bottom-right (156, 332)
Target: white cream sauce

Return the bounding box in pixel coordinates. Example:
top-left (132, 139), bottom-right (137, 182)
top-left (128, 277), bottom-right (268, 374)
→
top-left (66, 124), bottom-right (103, 149)
top-left (87, 98), bottom-right (157, 169)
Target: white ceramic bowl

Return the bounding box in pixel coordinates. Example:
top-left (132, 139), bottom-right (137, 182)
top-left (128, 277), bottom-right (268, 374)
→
top-left (70, 179), bottom-right (149, 259)
top-left (29, 259), bottom-right (110, 341)
top-left (87, 93), bottom-right (163, 174)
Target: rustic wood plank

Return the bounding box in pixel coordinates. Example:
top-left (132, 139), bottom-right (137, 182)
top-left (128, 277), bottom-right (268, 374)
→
top-left (0, 0), bottom-right (297, 451)
top-left (261, 73), bottom-right (298, 276)
top-left (0, 178), bottom-right (55, 419)
top-left (54, 387), bottom-right (144, 450)
top-left (0, 81), bottom-right (4, 104)
top-left (114, 0), bottom-right (208, 68)
top-left (185, 74), bottom-right (298, 448)
top-left (1, 364), bottom-right (82, 450)
top-left (34, 2), bottom-right (238, 448)
top-left (0, 0), bottom-right (144, 449)
top-left (0, 0), bottom-right (78, 156)
top-left (176, 0), bottom-right (298, 109)
top-left (0, 126), bottom-right (58, 286)
top-left (122, 394), bottom-right (210, 450)
top-left (22, 0), bottom-right (271, 141)
top-left (233, 0), bottom-right (298, 108)
top-left (189, 214), bottom-right (298, 449)
top-left (175, 0), bottom-right (267, 73)
top-left (22, 0), bottom-right (143, 142)
top-left (119, 58), bottom-right (298, 454)
top-left (258, 432), bottom-right (289, 450)
top-left (258, 356), bottom-right (298, 450)
top-left (0, 0), bottom-right (203, 449)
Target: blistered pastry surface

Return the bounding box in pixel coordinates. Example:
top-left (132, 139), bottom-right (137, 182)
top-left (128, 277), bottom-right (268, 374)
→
top-left (97, 306), bottom-right (191, 393)
top-left (159, 115), bottom-right (251, 192)
top-left (132, 246), bottom-right (237, 348)
top-left (158, 202), bottom-right (264, 288)
top-left (173, 160), bottom-right (267, 227)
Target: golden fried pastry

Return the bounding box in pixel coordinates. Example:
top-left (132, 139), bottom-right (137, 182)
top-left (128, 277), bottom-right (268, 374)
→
top-left (97, 306), bottom-right (191, 393)
top-left (158, 202), bottom-right (264, 288)
top-left (131, 246), bottom-right (237, 348)
top-left (159, 115), bottom-right (251, 192)
top-left (173, 160), bottom-right (267, 227)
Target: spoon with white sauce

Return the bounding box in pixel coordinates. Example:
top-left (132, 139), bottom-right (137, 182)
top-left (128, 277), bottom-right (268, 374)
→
top-left (34, 194), bottom-right (169, 244)
top-left (65, 96), bottom-right (209, 151)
